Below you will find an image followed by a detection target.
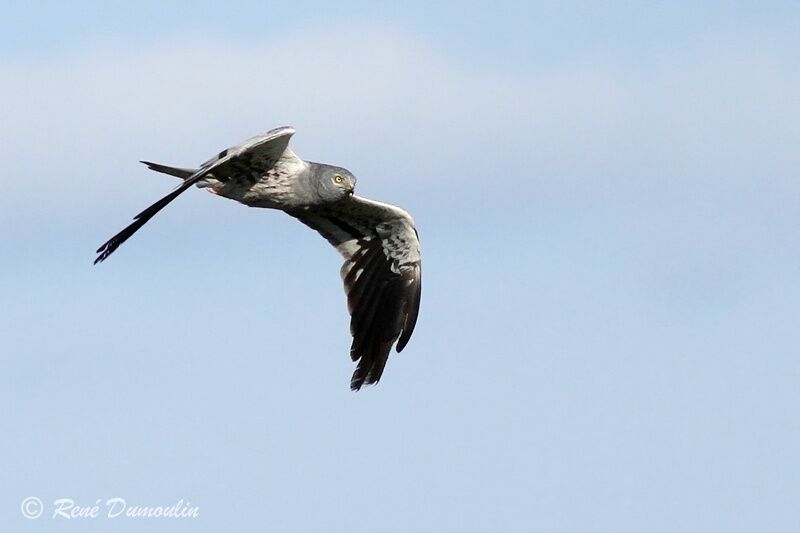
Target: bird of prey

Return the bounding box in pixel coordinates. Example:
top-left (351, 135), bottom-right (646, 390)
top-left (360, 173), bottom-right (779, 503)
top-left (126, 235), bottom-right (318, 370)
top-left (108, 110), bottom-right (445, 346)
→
top-left (95, 126), bottom-right (421, 390)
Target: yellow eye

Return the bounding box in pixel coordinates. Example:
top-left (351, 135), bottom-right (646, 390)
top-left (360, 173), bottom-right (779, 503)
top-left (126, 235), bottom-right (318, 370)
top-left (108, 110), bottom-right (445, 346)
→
top-left (334, 175), bottom-right (343, 184)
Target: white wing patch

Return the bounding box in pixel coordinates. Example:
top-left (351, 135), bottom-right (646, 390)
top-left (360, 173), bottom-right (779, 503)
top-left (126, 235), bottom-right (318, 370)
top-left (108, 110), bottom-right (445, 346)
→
top-left (376, 218), bottom-right (420, 273)
top-left (291, 195), bottom-right (422, 390)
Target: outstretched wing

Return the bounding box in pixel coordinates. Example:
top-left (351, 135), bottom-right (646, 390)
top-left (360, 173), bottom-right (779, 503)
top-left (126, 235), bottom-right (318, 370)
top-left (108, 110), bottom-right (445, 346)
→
top-left (291, 196), bottom-right (422, 390)
top-left (95, 126), bottom-right (300, 264)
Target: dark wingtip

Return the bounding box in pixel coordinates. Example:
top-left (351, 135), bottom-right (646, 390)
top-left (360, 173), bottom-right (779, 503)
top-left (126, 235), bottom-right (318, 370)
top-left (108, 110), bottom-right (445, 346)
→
top-left (350, 372), bottom-right (377, 392)
top-left (94, 237), bottom-right (120, 264)
top-left (349, 340), bottom-right (392, 391)
top-left (94, 242), bottom-right (114, 264)
top-left (92, 177), bottom-right (196, 267)
top-left (349, 353), bottom-right (369, 391)
top-left (349, 364), bottom-right (371, 391)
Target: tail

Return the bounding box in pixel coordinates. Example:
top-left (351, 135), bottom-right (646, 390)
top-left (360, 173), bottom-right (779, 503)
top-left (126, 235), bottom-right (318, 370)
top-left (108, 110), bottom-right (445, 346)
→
top-left (140, 161), bottom-right (197, 180)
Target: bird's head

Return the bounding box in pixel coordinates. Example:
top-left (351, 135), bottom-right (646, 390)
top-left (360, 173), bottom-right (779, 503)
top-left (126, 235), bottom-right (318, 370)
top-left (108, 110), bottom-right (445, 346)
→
top-left (317, 164), bottom-right (356, 201)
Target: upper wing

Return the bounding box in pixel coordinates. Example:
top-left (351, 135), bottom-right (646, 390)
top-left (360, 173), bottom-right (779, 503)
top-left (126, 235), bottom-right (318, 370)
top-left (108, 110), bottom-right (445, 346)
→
top-left (196, 126), bottom-right (304, 184)
top-left (94, 126), bottom-right (299, 264)
top-left (291, 196), bottom-right (422, 390)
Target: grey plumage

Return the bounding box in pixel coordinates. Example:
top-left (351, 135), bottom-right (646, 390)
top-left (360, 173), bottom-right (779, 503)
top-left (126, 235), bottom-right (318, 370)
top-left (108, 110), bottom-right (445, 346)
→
top-left (95, 126), bottom-right (422, 390)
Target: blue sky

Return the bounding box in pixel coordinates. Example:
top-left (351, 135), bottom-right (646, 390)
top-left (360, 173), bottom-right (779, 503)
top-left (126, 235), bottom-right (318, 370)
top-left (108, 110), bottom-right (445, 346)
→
top-left (2, 2), bottom-right (800, 531)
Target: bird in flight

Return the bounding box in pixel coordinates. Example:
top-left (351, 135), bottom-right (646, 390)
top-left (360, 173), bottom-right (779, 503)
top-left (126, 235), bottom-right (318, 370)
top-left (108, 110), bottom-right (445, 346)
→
top-left (95, 126), bottom-right (421, 390)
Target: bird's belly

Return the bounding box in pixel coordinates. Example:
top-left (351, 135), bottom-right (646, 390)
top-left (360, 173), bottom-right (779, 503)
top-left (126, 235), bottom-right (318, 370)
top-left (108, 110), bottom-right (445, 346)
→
top-left (240, 181), bottom-right (296, 209)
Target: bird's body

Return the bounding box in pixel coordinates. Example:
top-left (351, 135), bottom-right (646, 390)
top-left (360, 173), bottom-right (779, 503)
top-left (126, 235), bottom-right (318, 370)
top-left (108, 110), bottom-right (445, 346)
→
top-left (95, 126), bottom-right (421, 390)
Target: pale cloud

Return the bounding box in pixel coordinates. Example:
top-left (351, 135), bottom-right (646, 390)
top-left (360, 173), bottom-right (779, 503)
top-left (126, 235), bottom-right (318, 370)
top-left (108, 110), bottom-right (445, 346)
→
top-left (1, 24), bottom-right (798, 223)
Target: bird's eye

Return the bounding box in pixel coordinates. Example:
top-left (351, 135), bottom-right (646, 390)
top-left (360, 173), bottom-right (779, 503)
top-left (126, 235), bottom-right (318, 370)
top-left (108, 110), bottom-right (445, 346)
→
top-left (334, 175), bottom-right (343, 184)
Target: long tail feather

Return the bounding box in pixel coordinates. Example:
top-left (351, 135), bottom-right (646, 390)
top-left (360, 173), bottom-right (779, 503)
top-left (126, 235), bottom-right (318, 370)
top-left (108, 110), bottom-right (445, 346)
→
top-left (140, 160), bottom-right (197, 179)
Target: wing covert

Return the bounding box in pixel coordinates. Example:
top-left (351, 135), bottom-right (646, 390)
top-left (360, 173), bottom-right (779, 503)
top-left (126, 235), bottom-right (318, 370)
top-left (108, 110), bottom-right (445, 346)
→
top-left (196, 126), bottom-right (305, 186)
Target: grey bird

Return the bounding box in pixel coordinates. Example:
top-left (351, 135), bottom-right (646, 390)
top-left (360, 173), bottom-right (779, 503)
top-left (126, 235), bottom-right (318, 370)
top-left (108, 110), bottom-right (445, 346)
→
top-left (95, 126), bottom-right (421, 390)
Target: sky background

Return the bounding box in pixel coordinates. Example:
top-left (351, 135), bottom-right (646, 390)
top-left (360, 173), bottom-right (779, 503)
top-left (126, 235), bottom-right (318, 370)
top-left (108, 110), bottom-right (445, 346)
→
top-left (2, 1), bottom-right (800, 531)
